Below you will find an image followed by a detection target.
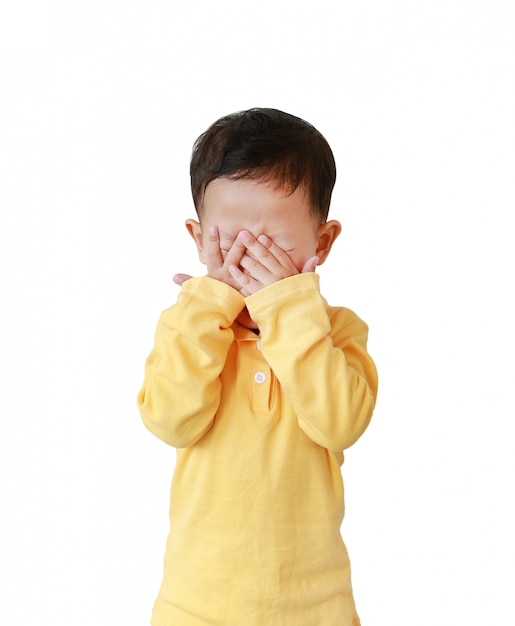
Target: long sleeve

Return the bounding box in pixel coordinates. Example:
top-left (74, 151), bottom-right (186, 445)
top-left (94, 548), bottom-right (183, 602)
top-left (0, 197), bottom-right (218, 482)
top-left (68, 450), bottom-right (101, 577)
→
top-left (137, 276), bottom-right (245, 448)
top-left (245, 272), bottom-right (378, 451)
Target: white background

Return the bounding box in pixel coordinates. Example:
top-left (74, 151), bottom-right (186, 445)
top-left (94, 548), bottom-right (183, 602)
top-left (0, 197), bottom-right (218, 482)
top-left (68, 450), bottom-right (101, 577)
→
top-left (1, 1), bottom-right (514, 624)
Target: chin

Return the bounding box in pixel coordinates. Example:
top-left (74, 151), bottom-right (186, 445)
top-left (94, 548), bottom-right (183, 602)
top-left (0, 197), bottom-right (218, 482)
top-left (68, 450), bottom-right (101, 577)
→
top-left (236, 307), bottom-right (259, 330)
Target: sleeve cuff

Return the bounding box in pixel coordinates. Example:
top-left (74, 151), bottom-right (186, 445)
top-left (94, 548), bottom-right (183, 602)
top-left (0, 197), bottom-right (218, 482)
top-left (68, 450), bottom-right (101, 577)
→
top-left (177, 276), bottom-right (245, 322)
top-left (245, 272), bottom-right (321, 317)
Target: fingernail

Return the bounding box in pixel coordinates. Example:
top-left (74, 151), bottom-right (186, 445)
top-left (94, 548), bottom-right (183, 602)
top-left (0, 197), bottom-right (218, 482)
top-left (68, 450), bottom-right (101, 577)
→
top-left (209, 226), bottom-right (218, 236)
top-left (239, 230), bottom-right (251, 242)
top-left (257, 235), bottom-right (268, 245)
top-left (313, 256), bottom-right (319, 269)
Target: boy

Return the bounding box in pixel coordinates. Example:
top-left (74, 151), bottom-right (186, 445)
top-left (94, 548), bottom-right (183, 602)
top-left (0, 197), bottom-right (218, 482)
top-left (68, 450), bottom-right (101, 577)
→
top-left (137, 108), bottom-right (378, 625)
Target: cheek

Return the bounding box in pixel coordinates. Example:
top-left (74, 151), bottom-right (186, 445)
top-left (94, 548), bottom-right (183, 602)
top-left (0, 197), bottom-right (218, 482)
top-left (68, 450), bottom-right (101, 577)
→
top-left (290, 244), bottom-right (318, 271)
top-left (289, 253), bottom-right (307, 272)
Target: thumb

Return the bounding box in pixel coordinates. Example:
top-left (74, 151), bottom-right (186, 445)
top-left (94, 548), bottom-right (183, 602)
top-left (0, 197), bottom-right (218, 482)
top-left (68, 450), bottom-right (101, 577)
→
top-left (301, 256), bottom-right (319, 274)
top-left (173, 273), bottom-right (193, 286)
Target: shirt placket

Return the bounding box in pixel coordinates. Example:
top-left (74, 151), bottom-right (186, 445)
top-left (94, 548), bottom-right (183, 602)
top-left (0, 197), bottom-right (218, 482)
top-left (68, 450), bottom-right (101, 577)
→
top-left (250, 339), bottom-right (272, 413)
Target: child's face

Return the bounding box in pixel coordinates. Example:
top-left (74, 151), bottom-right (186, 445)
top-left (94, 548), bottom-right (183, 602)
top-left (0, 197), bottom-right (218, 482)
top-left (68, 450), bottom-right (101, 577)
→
top-left (191, 177), bottom-right (338, 272)
top-left (186, 177), bottom-right (341, 329)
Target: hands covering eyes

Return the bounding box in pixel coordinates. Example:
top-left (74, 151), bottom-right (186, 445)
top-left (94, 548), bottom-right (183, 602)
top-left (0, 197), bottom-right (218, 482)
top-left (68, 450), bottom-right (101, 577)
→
top-left (174, 227), bottom-right (318, 297)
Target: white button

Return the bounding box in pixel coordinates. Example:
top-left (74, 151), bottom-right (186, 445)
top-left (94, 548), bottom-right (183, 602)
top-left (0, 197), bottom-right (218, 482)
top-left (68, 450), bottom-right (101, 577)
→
top-left (254, 371), bottom-right (267, 384)
top-left (256, 341), bottom-right (261, 351)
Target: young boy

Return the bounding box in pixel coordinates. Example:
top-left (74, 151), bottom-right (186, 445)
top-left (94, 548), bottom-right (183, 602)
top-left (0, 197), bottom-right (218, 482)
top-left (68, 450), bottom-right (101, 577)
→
top-left (137, 108), bottom-right (378, 626)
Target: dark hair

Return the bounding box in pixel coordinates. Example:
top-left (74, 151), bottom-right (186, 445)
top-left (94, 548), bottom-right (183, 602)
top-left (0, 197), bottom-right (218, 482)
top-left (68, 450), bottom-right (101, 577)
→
top-left (190, 108), bottom-right (336, 222)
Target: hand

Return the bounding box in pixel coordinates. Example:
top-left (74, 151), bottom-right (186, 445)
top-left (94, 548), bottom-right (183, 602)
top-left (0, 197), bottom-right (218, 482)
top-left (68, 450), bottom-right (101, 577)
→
top-left (173, 227), bottom-right (252, 296)
top-left (228, 231), bottom-right (319, 295)
top-left (202, 226), bottom-right (257, 296)
top-left (173, 265), bottom-right (251, 297)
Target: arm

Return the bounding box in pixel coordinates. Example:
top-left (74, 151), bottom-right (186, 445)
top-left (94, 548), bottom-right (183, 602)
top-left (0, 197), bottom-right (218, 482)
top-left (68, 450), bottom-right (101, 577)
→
top-left (137, 277), bottom-right (245, 448)
top-left (245, 272), bottom-right (378, 451)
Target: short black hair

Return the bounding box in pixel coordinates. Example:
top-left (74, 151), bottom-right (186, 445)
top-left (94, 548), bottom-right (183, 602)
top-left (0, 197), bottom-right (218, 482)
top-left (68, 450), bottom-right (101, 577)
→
top-left (190, 108), bottom-right (336, 223)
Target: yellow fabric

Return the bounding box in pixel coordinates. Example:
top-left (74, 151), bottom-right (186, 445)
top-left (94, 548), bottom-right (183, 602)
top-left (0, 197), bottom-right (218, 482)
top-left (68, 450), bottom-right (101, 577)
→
top-left (138, 273), bottom-right (378, 626)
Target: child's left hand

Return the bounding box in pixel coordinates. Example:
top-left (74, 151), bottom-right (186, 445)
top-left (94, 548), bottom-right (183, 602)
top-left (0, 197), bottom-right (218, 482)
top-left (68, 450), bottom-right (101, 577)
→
top-left (228, 231), bottom-right (318, 295)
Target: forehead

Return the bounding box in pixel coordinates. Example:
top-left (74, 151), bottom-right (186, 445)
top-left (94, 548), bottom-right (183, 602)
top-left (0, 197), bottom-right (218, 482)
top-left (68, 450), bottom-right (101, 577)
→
top-left (201, 177), bottom-right (312, 222)
top-left (203, 176), bottom-right (297, 202)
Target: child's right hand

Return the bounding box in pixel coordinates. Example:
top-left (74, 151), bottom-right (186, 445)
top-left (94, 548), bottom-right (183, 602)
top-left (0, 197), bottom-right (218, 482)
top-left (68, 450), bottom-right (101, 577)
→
top-left (174, 226), bottom-right (252, 296)
top-left (204, 226), bottom-right (251, 294)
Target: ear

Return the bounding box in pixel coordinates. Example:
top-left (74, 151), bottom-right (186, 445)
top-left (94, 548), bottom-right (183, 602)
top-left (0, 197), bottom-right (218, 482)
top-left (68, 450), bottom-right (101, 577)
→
top-left (185, 218), bottom-right (206, 265)
top-left (315, 220), bottom-right (342, 265)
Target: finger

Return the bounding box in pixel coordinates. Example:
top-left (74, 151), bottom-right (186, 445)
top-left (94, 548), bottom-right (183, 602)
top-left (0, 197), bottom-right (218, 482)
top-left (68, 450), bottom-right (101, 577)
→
top-left (228, 263), bottom-right (260, 295)
top-left (205, 226), bottom-right (224, 271)
top-left (255, 234), bottom-right (297, 271)
top-left (239, 252), bottom-right (273, 284)
top-left (237, 231), bottom-right (296, 274)
top-left (301, 256), bottom-right (319, 273)
top-left (223, 234), bottom-right (247, 269)
top-left (173, 273), bottom-right (193, 286)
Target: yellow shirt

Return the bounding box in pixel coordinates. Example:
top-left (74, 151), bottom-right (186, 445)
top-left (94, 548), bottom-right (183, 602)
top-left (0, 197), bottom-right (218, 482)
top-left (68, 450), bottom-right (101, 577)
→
top-left (138, 273), bottom-right (378, 626)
